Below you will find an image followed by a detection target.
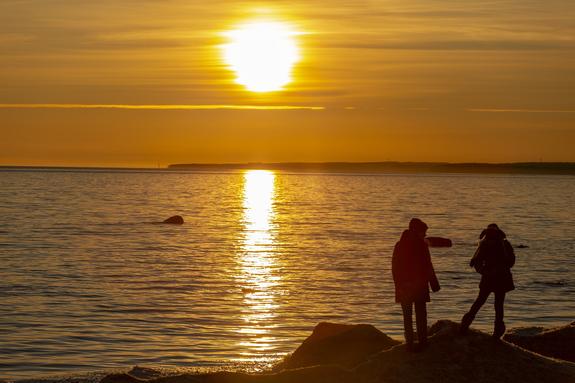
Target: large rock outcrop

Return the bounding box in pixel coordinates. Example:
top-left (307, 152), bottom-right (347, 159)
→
top-left (356, 320), bottom-right (575, 383)
top-left (275, 322), bottom-right (400, 370)
top-left (503, 321), bottom-right (575, 362)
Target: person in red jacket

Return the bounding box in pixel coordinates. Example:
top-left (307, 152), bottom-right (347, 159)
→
top-left (392, 218), bottom-right (441, 351)
top-left (460, 223), bottom-right (515, 338)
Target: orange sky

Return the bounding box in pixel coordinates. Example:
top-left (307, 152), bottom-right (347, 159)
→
top-left (1, 1), bottom-right (574, 167)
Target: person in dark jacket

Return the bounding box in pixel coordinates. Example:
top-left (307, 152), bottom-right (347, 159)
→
top-left (460, 223), bottom-right (515, 338)
top-left (392, 218), bottom-right (441, 351)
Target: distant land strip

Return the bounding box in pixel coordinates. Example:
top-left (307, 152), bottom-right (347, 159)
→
top-left (168, 162), bottom-right (575, 175)
top-left (1, 162), bottom-right (574, 175)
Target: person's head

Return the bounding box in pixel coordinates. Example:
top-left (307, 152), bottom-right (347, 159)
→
top-left (409, 218), bottom-right (428, 239)
top-left (480, 223), bottom-right (506, 239)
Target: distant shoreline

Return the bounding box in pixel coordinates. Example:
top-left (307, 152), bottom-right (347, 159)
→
top-left (1, 162), bottom-right (575, 175)
top-left (172, 162), bottom-right (575, 175)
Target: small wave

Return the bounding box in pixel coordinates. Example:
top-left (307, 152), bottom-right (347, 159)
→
top-left (532, 280), bottom-right (568, 287)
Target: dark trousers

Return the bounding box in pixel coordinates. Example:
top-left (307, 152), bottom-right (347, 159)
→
top-left (401, 301), bottom-right (427, 345)
top-left (467, 289), bottom-right (505, 323)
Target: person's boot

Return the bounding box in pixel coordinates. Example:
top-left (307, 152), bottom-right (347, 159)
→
top-left (493, 321), bottom-right (506, 339)
top-left (460, 312), bottom-right (474, 335)
top-left (404, 326), bottom-right (415, 352)
top-left (405, 341), bottom-right (416, 352)
top-left (416, 323), bottom-right (428, 350)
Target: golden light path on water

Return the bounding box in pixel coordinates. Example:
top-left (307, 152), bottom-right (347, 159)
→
top-left (237, 170), bottom-right (280, 362)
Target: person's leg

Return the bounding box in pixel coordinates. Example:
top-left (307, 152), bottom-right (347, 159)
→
top-left (493, 291), bottom-right (506, 338)
top-left (469, 288), bottom-right (490, 317)
top-left (414, 301), bottom-right (428, 347)
top-left (401, 302), bottom-right (414, 348)
top-left (460, 289), bottom-right (490, 334)
top-left (494, 291), bottom-right (505, 323)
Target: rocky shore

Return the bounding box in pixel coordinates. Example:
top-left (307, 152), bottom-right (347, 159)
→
top-left (8, 321), bottom-right (574, 383)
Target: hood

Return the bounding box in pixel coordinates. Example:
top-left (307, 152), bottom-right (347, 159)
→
top-left (400, 229), bottom-right (422, 243)
top-left (480, 227), bottom-right (506, 240)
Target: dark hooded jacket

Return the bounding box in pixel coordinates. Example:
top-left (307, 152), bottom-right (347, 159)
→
top-left (470, 228), bottom-right (515, 293)
top-left (392, 229), bottom-right (440, 303)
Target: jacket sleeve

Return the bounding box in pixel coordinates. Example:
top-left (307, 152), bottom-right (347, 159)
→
top-left (393, 242), bottom-right (412, 286)
top-left (391, 242), bottom-right (409, 285)
top-left (392, 243), bottom-right (401, 284)
top-left (470, 242), bottom-right (485, 272)
top-left (425, 245), bottom-right (441, 292)
top-left (504, 240), bottom-right (515, 268)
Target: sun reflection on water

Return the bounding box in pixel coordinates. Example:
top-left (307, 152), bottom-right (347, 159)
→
top-left (237, 170), bottom-right (280, 362)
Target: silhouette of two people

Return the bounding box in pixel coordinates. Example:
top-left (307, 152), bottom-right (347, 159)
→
top-left (460, 223), bottom-right (515, 338)
top-left (392, 218), bottom-right (440, 351)
top-left (392, 219), bottom-right (515, 351)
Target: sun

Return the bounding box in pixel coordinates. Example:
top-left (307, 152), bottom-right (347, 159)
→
top-left (223, 21), bottom-right (300, 93)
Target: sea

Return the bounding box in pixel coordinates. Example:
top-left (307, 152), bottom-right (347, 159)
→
top-left (1, 168), bottom-right (574, 380)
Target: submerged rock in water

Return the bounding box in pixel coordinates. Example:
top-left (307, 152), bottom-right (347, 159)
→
top-left (503, 321), bottom-right (575, 362)
top-left (425, 236), bottom-right (453, 248)
top-left (100, 320), bottom-right (575, 383)
top-left (276, 322), bottom-right (400, 370)
top-left (162, 215), bottom-right (184, 224)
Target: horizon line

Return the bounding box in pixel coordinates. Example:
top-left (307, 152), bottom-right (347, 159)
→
top-left (2, 161), bottom-right (575, 169)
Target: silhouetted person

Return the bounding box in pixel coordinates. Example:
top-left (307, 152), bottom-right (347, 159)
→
top-left (392, 218), bottom-right (441, 351)
top-left (460, 223), bottom-right (515, 338)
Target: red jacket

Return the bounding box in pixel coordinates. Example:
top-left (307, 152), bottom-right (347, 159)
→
top-left (392, 230), bottom-right (440, 303)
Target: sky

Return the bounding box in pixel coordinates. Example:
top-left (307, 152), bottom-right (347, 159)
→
top-left (1, 0), bottom-right (574, 167)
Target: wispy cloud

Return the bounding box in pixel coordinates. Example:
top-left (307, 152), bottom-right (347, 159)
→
top-left (323, 39), bottom-right (575, 51)
top-left (0, 103), bottom-right (324, 110)
top-left (467, 108), bottom-right (575, 114)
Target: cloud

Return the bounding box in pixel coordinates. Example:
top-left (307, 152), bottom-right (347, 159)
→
top-left (322, 39), bottom-right (575, 51)
top-left (0, 103), bottom-right (324, 110)
top-left (466, 108), bottom-right (575, 113)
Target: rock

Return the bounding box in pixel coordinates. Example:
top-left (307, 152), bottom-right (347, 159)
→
top-left (503, 322), bottom-right (575, 362)
top-left (277, 322), bottom-right (400, 370)
top-left (101, 366), bottom-right (355, 383)
top-left (128, 366), bottom-right (164, 380)
top-left (356, 320), bottom-right (575, 383)
top-left (101, 373), bottom-right (144, 383)
top-left (162, 215), bottom-right (184, 224)
top-left (99, 320), bottom-right (575, 383)
top-left (516, 244), bottom-right (529, 248)
top-left (425, 237), bottom-right (453, 247)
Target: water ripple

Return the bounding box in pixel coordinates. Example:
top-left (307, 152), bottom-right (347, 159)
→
top-left (0, 170), bottom-right (574, 380)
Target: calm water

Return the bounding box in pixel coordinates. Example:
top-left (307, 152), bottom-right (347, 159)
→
top-left (1, 169), bottom-right (574, 380)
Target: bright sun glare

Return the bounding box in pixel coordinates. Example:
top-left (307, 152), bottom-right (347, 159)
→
top-left (223, 21), bottom-right (300, 92)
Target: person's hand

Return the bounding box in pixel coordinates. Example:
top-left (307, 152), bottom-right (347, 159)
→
top-left (430, 280), bottom-right (441, 292)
